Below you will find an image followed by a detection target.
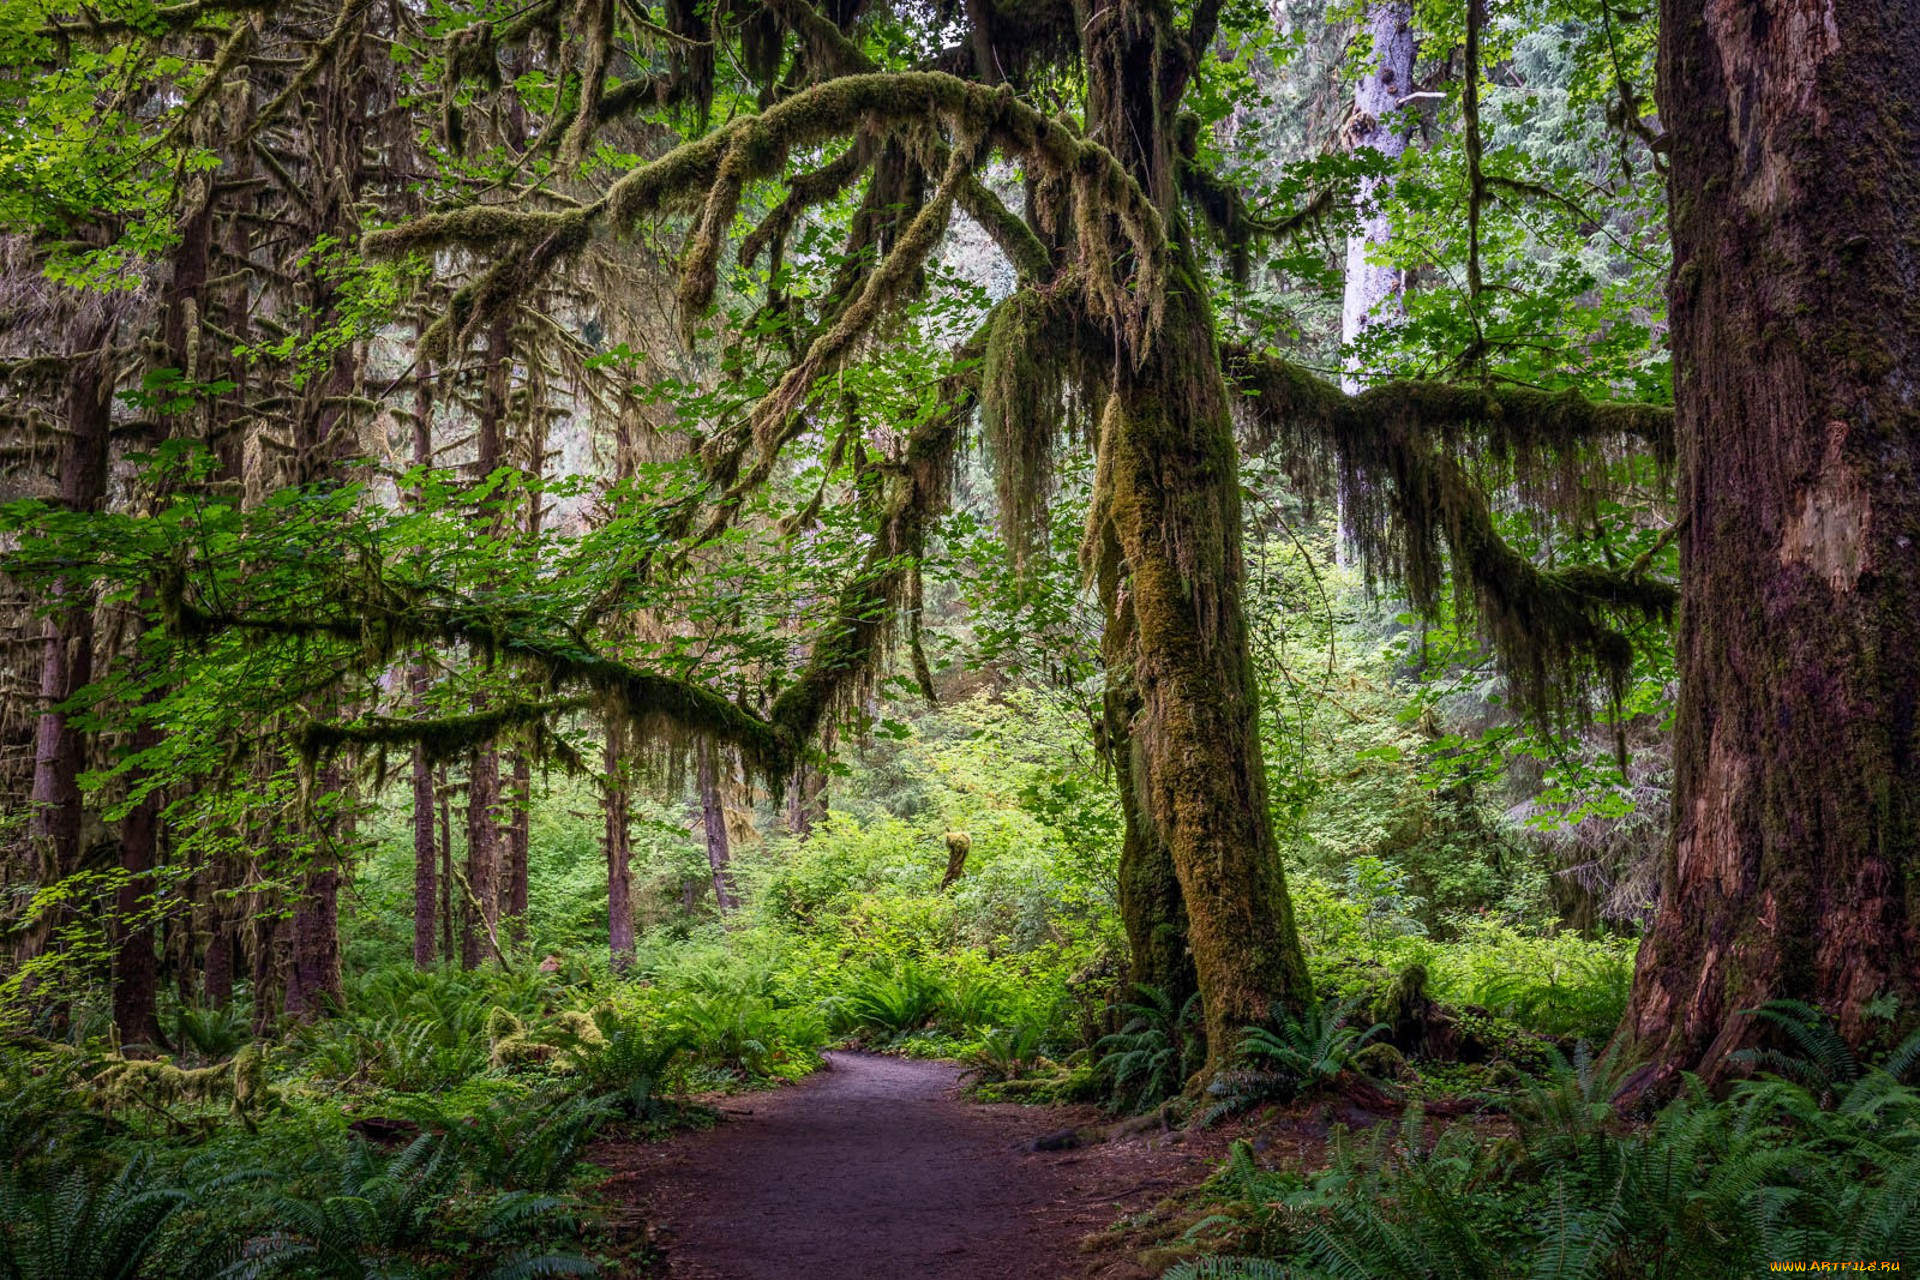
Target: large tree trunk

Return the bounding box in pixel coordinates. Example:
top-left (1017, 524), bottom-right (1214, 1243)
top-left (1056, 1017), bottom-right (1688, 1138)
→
top-left (1093, 259), bottom-right (1313, 1061)
top-left (1621, 0), bottom-right (1920, 1091)
top-left (23, 317), bottom-right (114, 973)
top-left (283, 860), bottom-right (341, 1018)
top-left (1099, 575), bottom-right (1196, 1007)
top-left (1081, 3), bottom-right (1312, 1062)
top-left (786, 761), bottom-right (827, 837)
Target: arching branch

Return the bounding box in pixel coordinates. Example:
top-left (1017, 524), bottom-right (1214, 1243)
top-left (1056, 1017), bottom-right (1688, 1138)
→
top-left (366, 71), bottom-right (1168, 362)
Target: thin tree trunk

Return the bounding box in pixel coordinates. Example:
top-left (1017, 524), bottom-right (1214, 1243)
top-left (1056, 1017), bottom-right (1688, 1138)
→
top-left (605, 726), bottom-right (635, 969)
top-left (438, 767), bottom-right (455, 961)
top-left (460, 317), bottom-right (511, 967)
top-left (505, 750), bottom-right (531, 925)
top-left (1621, 0), bottom-right (1920, 1092)
top-left (697, 740), bottom-right (738, 913)
top-left (411, 713), bottom-right (437, 969)
top-left (462, 750), bottom-right (500, 968)
top-left (113, 745), bottom-right (162, 1047)
top-left (410, 348), bottom-right (437, 969)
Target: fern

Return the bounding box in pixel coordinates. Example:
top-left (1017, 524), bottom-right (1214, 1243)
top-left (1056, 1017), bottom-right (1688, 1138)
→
top-left (1096, 984), bottom-right (1203, 1114)
top-left (1160, 1256), bottom-right (1295, 1278)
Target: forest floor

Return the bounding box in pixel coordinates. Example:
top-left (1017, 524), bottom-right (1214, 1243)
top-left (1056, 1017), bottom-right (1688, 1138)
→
top-left (593, 1051), bottom-right (1247, 1279)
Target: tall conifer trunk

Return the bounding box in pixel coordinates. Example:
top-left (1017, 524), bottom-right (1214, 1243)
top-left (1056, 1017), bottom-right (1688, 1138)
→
top-left (24, 316), bottom-right (114, 974)
top-left (411, 344), bottom-right (438, 969)
top-left (1622, 0), bottom-right (1920, 1088)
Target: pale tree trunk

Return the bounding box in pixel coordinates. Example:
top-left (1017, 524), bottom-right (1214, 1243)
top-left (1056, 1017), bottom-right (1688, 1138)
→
top-left (1621, 0), bottom-right (1920, 1093)
top-left (1339, 0), bottom-right (1415, 393)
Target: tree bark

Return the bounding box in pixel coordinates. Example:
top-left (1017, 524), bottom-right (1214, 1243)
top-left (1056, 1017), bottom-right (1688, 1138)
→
top-left (23, 317), bottom-right (115, 971)
top-left (697, 740), bottom-right (738, 913)
top-left (438, 767), bottom-right (455, 961)
top-left (1092, 260), bottom-right (1313, 1061)
top-left (462, 749), bottom-right (500, 968)
top-left (283, 860), bottom-right (341, 1018)
top-left (1621, 0), bottom-right (1920, 1092)
top-left (112, 738), bottom-right (162, 1047)
top-left (1339, 0), bottom-right (1414, 393)
top-left (786, 761), bottom-right (827, 837)
top-left (604, 726), bottom-right (636, 969)
top-left (410, 349), bottom-right (437, 969)
top-left (504, 749), bottom-right (531, 926)
top-left (202, 905), bottom-right (234, 1008)
top-left (411, 697), bottom-right (437, 969)
top-left (1080, 2), bottom-right (1313, 1063)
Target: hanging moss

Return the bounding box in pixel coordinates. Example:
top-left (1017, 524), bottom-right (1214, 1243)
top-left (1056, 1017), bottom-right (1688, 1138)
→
top-left (980, 286), bottom-right (1082, 575)
top-left (1225, 344), bottom-right (1677, 725)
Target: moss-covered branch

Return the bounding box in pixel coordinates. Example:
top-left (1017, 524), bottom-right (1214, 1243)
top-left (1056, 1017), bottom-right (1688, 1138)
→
top-left (1225, 344), bottom-right (1677, 720)
top-left (297, 698), bottom-right (589, 766)
top-left (366, 71), bottom-right (1167, 359)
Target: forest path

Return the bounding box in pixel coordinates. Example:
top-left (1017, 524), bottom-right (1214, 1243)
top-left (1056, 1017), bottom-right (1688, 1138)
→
top-left (597, 1050), bottom-right (1214, 1280)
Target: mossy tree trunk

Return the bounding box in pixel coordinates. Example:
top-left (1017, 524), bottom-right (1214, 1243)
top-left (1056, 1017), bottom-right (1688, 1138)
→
top-left (1082, 0), bottom-right (1313, 1061)
top-left (1621, 0), bottom-right (1920, 1091)
top-left (411, 341), bottom-right (439, 970)
top-left (461, 318), bottom-right (513, 968)
top-left (1092, 259), bottom-right (1312, 1060)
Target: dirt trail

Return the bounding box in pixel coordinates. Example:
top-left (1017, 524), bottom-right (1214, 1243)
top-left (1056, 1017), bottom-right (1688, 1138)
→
top-left (598, 1051), bottom-right (1215, 1280)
